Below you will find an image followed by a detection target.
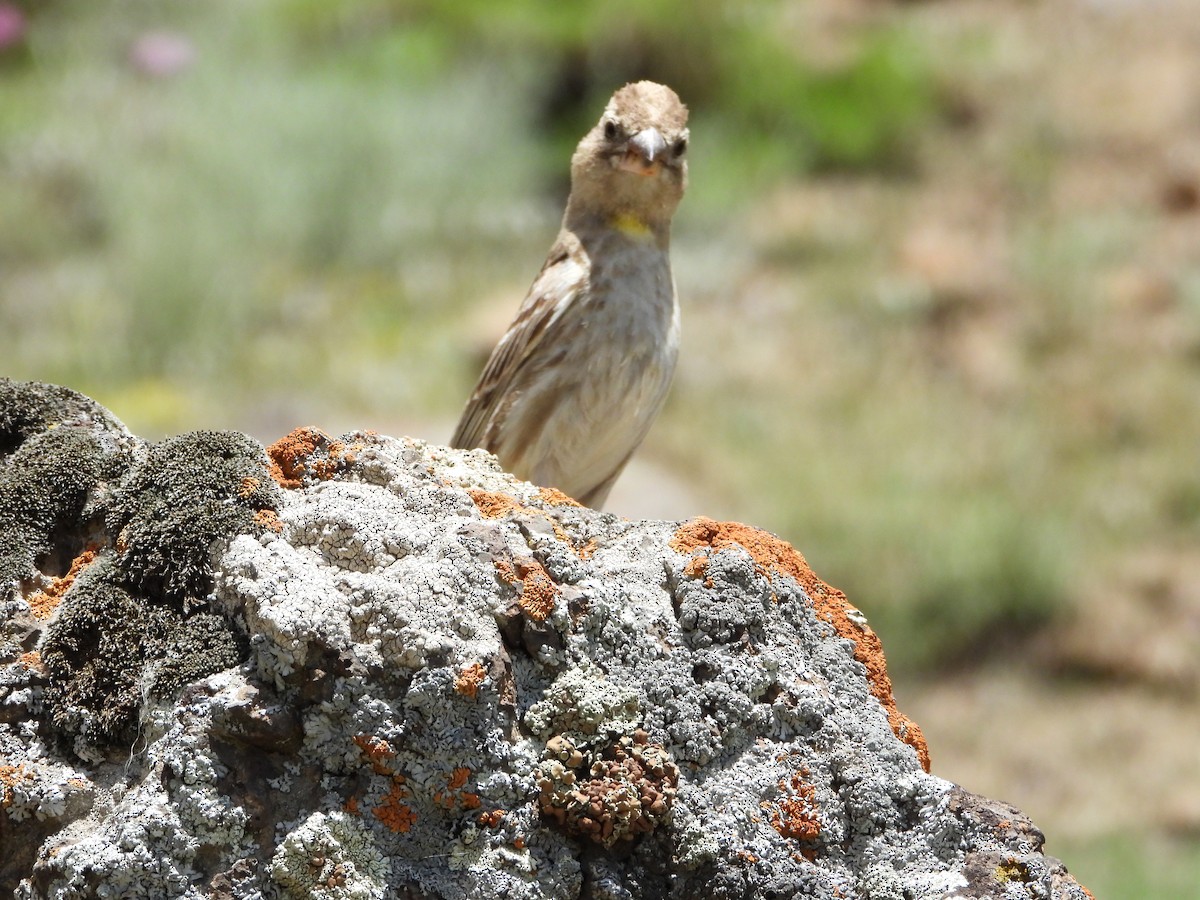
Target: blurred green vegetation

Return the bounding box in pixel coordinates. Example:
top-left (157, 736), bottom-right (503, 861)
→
top-left (1, 0), bottom-right (936, 427)
top-left (1058, 834), bottom-right (1200, 899)
top-left (0, 0), bottom-right (558, 433)
top-left (277, 0), bottom-right (936, 176)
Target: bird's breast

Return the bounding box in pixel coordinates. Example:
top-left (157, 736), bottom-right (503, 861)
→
top-left (510, 234), bottom-right (679, 500)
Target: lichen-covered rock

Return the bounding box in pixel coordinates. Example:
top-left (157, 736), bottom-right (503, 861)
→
top-left (0, 393), bottom-right (1094, 899)
top-left (269, 811), bottom-right (389, 900)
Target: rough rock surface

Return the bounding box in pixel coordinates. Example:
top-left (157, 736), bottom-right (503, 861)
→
top-left (0, 379), bottom-right (1093, 899)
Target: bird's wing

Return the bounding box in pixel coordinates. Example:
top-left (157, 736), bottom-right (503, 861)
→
top-left (451, 234), bottom-right (587, 450)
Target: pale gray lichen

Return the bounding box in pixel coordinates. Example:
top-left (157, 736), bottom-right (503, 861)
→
top-left (26, 806), bottom-right (201, 900)
top-left (269, 811), bottom-right (388, 900)
top-left (523, 667), bottom-right (641, 738)
top-left (217, 475), bottom-right (504, 693)
top-left (0, 759), bottom-right (73, 821)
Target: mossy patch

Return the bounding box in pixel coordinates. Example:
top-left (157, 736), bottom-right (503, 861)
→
top-left (41, 558), bottom-right (246, 748)
top-left (39, 428), bottom-right (279, 753)
top-left (37, 428), bottom-right (278, 754)
top-left (107, 430), bottom-right (280, 605)
top-left (3, 381), bottom-right (281, 755)
top-left (0, 380), bottom-right (133, 600)
top-left (0, 378), bottom-right (129, 457)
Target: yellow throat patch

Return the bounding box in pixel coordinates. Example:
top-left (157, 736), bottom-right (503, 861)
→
top-left (611, 212), bottom-right (653, 239)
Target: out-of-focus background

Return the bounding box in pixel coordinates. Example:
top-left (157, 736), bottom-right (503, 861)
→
top-left (3, 0), bottom-right (1198, 894)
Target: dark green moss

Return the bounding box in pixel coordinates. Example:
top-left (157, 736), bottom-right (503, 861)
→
top-left (0, 379), bottom-right (134, 599)
top-left (155, 610), bottom-right (249, 696)
top-left (107, 430), bottom-right (280, 605)
top-left (40, 559), bottom-right (148, 745)
top-left (41, 558), bottom-right (245, 747)
top-left (2, 383), bottom-right (279, 755)
top-left (39, 428), bottom-right (278, 751)
top-left (0, 429), bottom-right (116, 601)
top-left (0, 378), bottom-right (130, 457)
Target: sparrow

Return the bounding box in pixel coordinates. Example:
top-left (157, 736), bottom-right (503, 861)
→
top-left (452, 81), bottom-right (689, 509)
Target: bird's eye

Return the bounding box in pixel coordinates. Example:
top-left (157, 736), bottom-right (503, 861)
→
top-left (673, 137), bottom-right (688, 157)
top-left (603, 119), bottom-right (619, 140)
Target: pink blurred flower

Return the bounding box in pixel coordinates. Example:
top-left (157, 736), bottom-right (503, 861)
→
top-left (129, 30), bottom-right (195, 78)
top-left (0, 4), bottom-right (27, 52)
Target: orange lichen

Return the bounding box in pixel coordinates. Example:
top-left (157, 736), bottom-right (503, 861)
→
top-left (238, 476), bottom-right (261, 499)
top-left (28, 548), bottom-right (99, 621)
top-left (537, 487), bottom-right (582, 507)
top-left (454, 662), bottom-right (487, 700)
top-left (254, 509), bottom-right (284, 534)
top-left (310, 440), bottom-right (345, 480)
top-left (460, 792), bottom-right (481, 810)
top-left (432, 767), bottom-right (481, 811)
top-left (0, 764), bottom-right (32, 784)
top-left (17, 651), bottom-right (45, 674)
top-left (670, 517), bottom-right (931, 772)
top-left (344, 794), bottom-right (360, 815)
top-left (28, 592), bottom-right (56, 620)
top-left (310, 439), bottom-right (364, 480)
top-left (372, 782), bottom-right (417, 833)
top-left (469, 489), bottom-right (525, 519)
top-left (266, 427), bottom-right (331, 489)
top-left (265, 428), bottom-right (365, 488)
top-left (513, 835), bottom-right (526, 850)
top-left (478, 809), bottom-right (505, 828)
top-left (683, 554), bottom-right (709, 580)
top-left (353, 734), bottom-right (396, 776)
top-left (494, 558), bottom-right (558, 621)
top-left (469, 489), bottom-right (596, 558)
top-left (768, 770), bottom-right (821, 845)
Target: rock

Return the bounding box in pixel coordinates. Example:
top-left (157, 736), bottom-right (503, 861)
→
top-left (0, 379), bottom-right (1093, 899)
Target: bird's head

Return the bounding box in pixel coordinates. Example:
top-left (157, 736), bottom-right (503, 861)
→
top-left (566, 81), bottom-right (689, 240)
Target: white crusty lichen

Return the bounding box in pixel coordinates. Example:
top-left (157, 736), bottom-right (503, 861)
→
top-left (0, 720), bottom-right (92, 823)
top-left (420, 442), bottom-right (535, 499)
top-left (218, 531), bottom-right (354, 689)
top-left (147, 684), bottom-right (250, 850)
top-left (0, 760), bottom-right (70, 821)
top-left (216, 474), bottom-right (503, 694)
top-left (523, 666), bottom-right (641, 739)
top-left (20, 807), bottom-right (201, 900)
top-left (269, 811), bottom-right (388, 900)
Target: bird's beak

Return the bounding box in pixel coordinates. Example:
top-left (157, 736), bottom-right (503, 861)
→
top-left (618, 127), bottom-right (668, 177)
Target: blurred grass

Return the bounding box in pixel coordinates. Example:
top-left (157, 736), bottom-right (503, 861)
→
top-left (1060, 833), bottom-right (1200, 899)
top-left (276, 0), bottom-right (938, 189)
top-left (1, 0), bottom-right (936, 427)
top-left (1, 0), bottom-right (555, 430)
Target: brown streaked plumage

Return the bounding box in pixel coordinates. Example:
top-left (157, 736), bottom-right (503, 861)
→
top-left (451, 82), bottom-right (689, 509)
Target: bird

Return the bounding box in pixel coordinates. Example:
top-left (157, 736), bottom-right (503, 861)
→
top-left (451, 81), bottom-right (689, 510)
